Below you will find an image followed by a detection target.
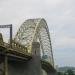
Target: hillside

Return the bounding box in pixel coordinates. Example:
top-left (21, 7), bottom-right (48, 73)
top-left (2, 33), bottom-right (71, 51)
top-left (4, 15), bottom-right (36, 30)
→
top-left (58, 67), bottom-right (75, 72)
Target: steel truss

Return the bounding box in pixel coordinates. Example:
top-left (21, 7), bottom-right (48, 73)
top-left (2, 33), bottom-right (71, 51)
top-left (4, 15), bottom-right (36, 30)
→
top-left (14, 18), bottom-right (54, 66)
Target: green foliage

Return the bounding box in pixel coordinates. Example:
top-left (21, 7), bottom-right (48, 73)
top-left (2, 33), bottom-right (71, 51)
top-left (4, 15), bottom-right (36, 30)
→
top-left (58, 72), bottom-right (63, 75)
top-left (64, 69), bottom-right (75, 75)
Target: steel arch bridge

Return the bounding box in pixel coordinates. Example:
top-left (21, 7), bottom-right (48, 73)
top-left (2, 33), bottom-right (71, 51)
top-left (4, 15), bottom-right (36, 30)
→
top-left (14, 18), bottom-right (54, 66)
top-left (0, 18), bottom-right (56, 75)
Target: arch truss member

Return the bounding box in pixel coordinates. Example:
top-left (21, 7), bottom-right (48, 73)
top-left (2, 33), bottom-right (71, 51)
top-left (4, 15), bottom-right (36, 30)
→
top-left (14, 18), bottom-right (54, 67)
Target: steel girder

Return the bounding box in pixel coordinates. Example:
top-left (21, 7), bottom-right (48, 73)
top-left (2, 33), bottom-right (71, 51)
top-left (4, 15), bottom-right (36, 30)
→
top-left (14, 18), bottom-right (54, 67)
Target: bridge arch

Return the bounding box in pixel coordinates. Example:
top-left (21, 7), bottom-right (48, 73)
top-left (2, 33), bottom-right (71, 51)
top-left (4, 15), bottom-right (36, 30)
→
top-left (14, 18), bottom-right (54, 67)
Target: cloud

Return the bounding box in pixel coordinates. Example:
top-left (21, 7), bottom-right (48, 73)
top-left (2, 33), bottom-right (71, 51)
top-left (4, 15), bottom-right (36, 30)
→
top-left (54, 36), bottom-right (75, 48)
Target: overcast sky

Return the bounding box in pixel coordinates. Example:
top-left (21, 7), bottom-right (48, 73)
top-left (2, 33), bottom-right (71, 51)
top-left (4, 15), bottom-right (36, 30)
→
top-left (0, 0), bottom-right (75, 67)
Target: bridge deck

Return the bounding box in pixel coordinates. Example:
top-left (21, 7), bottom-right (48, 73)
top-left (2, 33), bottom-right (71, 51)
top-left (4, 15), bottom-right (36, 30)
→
top-left (0, 45), bottom-right (32, 61)
top-left (0, 45), bottom-right (56, 72)
top-left (41, 60), bottom-right (56, 72)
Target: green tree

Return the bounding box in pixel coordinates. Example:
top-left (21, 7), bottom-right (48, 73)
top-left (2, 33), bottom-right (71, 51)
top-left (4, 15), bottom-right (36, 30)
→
top-left (58, 72), bottom-right (63, 75)
top-left (66, 69), bottom-right (74, 75)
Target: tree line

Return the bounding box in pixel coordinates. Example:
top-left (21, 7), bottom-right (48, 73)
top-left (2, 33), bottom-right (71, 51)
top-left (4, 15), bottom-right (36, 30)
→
top-left (58, 69), bottom-right (75, 75)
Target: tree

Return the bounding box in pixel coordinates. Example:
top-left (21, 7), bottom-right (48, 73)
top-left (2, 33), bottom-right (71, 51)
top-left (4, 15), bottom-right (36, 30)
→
top-left (58, 72), bottom-right (63, 75)
top-left (66, 69), bottom-right (75, 75)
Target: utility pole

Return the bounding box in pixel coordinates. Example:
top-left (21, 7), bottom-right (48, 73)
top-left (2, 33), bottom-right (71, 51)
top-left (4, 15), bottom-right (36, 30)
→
top-left (0, 24), bottom-right (12, 75)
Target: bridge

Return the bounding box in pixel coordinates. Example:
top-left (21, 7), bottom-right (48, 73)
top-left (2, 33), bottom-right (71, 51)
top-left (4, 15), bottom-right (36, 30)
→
top-left (0, 18), bottom-right (57, 75)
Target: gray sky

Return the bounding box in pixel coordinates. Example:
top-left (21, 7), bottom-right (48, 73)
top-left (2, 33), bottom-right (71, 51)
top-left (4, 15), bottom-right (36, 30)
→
top-left (0, 0), bottom-right (75, 67)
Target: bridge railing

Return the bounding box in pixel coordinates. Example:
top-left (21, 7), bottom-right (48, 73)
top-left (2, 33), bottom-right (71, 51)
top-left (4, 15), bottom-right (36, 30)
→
top-left (0, 33), bottom-right (29, 55)
top-left (10, 40), bottom-right (28, 54)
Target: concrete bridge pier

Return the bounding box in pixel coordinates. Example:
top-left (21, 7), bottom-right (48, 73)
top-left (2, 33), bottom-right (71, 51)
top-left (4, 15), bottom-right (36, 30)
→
top-left (8, 42), bottom-right (41, 75)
